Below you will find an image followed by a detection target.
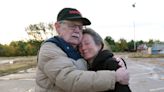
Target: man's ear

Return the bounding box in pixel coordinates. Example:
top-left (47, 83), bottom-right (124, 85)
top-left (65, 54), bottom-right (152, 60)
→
top-left (54, 22), bottom-right (60, 34)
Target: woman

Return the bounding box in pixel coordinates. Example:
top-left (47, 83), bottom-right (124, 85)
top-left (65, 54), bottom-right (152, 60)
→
top-left (79, 28), bottom-right (131, 92)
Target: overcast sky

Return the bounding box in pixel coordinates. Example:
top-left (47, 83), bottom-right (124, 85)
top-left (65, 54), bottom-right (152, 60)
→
top-left (0, 0), bottom-right (164, 44)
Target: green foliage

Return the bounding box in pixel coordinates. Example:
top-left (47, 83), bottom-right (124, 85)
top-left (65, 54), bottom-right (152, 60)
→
top-left (105, 36), bottom-right (116, 51)
top-left (118, 39), bottom-right (128, 51)
top-left (147, 39), bottom-right (154, 47)
top-left (0, 34), bottom-right (163, 56)
top-left (0, 40), bottom-right (42, 57)
top-left (105, 36), bottom-right (115, 45)
top-left (105, 37), bottom-right (128, 52)
top-left (104, 36), bottom-right (163, 52)
top-left (127, 40), bottom-right (135, 51)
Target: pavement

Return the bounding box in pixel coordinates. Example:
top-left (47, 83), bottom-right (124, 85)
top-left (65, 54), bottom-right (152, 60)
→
top-left (0, 68), bottom-right (35, 92)
top-left (127, 58), bottom-right (164, 92)
top-left (0, 56), bottom-right (164, 92)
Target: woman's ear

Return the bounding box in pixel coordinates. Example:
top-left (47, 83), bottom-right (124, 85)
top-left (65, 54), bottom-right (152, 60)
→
top-left (98, 44), bottom-right (103, 51)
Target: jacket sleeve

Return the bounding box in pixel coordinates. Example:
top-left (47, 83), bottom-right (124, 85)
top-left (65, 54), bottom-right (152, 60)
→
top-left (40, 42), bottom-right (116, 92)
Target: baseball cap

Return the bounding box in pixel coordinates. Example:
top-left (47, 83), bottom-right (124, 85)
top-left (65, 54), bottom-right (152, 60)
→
top-left (57, 8), bottom-right (91, 25)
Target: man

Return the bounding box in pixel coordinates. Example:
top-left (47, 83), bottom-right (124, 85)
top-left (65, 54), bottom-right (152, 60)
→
top-left (35, 7), bottom-right (129, 92)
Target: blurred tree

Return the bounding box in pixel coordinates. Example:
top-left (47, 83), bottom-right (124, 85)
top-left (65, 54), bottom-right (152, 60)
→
top-left (154, 40), bottom-right (161, 44)
top-left (147, 39), bottom-right (154, 47)
top-left (0, 40), bottom-right (42, 56)
top-left (104, 36), bottom-right (116, 51)
top-left (113, 42), bottom-right (121, 52)
top-left (105, 36), bottom-right (115, 45)
top-left (127, 40), bottom-right (135, 52)
top-left (118, 38), bottom-right (128, 52)
top-left (137, 40), bottom-right (144, 45)
top-left (0, 44), bottom-right (4, 56)
top-left (25, 22), bottom-right (56, 41)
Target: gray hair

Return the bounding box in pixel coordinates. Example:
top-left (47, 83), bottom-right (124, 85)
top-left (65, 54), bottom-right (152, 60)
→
top-left (83, 28), bottom-right (104, 50)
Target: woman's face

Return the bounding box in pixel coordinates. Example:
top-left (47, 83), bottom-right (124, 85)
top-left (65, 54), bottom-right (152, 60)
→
top-left (79, 34), bottom-right (101, 61)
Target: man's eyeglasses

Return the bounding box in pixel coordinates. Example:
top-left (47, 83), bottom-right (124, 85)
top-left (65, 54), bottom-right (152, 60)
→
top-left (59, 21), bottom-right (83, 30)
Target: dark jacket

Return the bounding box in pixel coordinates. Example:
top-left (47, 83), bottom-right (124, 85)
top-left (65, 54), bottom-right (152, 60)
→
top-left (89, 50), bottom-right (132, 92)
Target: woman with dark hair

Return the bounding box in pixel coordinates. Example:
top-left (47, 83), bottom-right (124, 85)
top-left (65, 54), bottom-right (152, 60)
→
top-left (79, 28), bottom-right (131, 92)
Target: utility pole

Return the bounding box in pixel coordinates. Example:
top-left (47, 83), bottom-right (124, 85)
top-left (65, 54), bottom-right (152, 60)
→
top-left (132, 3), bottom-right (136, 51)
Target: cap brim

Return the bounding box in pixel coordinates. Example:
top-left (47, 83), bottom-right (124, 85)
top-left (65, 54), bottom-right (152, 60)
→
top-left (65, 17), bottom-right (91, 25)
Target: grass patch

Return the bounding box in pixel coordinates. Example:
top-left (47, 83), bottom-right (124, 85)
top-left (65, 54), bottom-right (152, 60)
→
top-left (0, 57), bottom-right (37, 76)
top-left (129, 52), bottom-right (164, 58)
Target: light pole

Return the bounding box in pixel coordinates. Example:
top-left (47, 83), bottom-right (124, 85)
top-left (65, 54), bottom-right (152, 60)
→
top-left (132, 3), bottom-right (136, 51)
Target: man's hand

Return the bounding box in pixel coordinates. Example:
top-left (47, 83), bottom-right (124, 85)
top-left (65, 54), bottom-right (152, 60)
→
top-left (116, 67), bottom-right (129, 85)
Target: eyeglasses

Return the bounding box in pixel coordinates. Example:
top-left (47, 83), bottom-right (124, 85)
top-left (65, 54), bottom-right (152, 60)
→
top-left (59, 21), bottom-right (83, 30)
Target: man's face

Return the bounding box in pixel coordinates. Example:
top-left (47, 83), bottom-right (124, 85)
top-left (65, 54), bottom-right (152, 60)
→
top-left (55, 20), bottom-right (83, 47)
